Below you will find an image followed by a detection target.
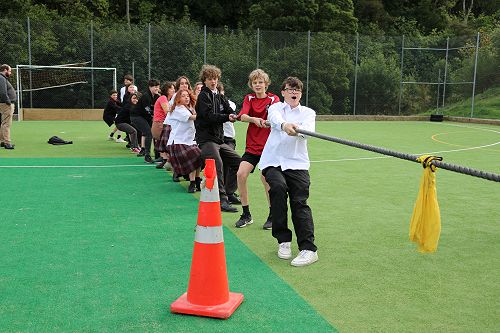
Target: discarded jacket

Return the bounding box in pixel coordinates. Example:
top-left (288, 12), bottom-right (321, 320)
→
top-left (48, 136), bottom-right (73, 145)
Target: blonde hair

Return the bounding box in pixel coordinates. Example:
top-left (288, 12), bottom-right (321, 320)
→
top-left (248, 69), bottom-right (270, 89)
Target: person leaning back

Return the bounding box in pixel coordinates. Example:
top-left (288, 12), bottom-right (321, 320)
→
top-left (195, 64), bottom-right (241, 213)
top-left (259, 76), bottom-right (318, 267)
top-left (0, 64), bottom-right (17, 150)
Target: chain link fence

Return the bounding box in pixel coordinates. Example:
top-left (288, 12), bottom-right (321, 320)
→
top-left (1, 18), bottom-right (498, 119)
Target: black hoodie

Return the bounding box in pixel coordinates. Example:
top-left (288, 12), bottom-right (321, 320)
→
top-left (194, 85), bottom-right (233, 145)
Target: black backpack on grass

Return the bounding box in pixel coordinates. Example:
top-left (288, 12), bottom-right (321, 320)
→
top-left (48, 136), bottom-right (73, 145)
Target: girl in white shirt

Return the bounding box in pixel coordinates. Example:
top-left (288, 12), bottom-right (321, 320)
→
top-left (168, 88), bottom-right (202, 193)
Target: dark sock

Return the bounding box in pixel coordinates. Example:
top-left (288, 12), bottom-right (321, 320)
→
top-left (268, 207), bottom-right (272, 218)
top-left (243, 205), bottom-right (250, 216)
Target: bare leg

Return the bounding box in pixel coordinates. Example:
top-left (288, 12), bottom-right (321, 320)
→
top-left (237, 161), bottom-right (254, 206)
top-left (260, 172), bottom-right (271, 207)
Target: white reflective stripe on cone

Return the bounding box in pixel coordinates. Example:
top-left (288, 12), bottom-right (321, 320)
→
top-left (200, 178), bottom-right (220, 203)
top-left (194, 225), bottom-right (224, 244)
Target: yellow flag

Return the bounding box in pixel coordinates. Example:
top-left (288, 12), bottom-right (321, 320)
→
top-left (409, 155), bottom-right (442, 253)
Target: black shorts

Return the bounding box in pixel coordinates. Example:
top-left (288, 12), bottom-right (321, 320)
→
top-left (241, 152), bottom-right (261, 173)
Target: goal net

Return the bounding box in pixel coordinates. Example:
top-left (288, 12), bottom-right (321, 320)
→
top-left (16, 64), bottom-right (117, 120)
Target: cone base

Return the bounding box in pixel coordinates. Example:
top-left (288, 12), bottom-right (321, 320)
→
top-left (170, 292), bottom-right (244, 319)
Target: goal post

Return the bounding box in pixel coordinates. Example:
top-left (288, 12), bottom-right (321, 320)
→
top-left (16, 64), bottom-right (117, 121)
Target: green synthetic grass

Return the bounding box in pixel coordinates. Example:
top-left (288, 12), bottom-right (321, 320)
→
top-left (1, 120), bottom-right (499, 332)
top-left (424, 86), bottom-right (500, 119)
top-left (0, 157), bottom-right (335, 332)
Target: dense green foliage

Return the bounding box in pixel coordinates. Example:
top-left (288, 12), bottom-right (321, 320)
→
top-left (1, 1), bottom-right (498, 116)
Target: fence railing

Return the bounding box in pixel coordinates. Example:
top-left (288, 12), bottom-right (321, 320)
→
top-left (1, 18), bottom-right (497, 119)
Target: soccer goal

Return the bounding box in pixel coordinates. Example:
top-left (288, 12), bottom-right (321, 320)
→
top-left (16, 64), bottom-right (117, 121)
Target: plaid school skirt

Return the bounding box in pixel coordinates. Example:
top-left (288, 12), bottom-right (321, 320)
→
top-left (156, 125), bottom-right (171, 153)
top-left (168, 143), bottom-right (202, 175)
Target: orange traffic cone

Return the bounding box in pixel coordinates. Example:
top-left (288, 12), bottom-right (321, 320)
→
top-left (170, 158), bottom-right (244, 319)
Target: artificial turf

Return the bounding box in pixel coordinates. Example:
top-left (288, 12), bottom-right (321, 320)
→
top-left (1, 120), bottom-right (499, 332)
top-left (0, 157), bottom-right (335, 332)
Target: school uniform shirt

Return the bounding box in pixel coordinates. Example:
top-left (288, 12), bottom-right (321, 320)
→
top-left (167, 105), bottom-right (197, 146)
top-left (259, 102), bottom-right (316, 171)
top-left (119, 86), bottom-right (127, 103)
top-left (153, 95), bottom-right (168, 122)
top-left (223, 99), bottom-right (237, 139)
top-left (238, 92), bottom-right (279, 155)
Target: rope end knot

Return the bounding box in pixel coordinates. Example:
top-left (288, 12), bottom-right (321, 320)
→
top-left (417, 155), bottom-right (443, 172)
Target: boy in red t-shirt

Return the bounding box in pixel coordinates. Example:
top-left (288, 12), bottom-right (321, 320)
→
top-left (235, 69), bottom-right (279, 229)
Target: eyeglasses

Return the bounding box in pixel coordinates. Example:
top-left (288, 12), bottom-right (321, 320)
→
top-left (284, 88), bottom-right (302, 93)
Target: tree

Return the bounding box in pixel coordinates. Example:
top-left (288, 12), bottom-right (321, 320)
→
top-left (250, 0), bottom-right (357, 33)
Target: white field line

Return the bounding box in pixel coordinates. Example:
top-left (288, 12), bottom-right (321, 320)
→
top-left (0, 164), bottom-right (151, 168)
top-left (311, 122), bottom-right (500, 163)
top-left (311, 141), bottom-right (500, 163)
top-left (0, 123), bottom-right (498, 167)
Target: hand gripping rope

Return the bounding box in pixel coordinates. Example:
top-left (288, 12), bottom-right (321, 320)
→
top-left (296, 129), bottom-right (500, 183)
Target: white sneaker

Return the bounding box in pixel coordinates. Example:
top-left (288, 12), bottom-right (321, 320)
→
top-left (278, 242), bottom-right (292, 259)
top-left (291, 250), bottom-right (318, 267)
top-left (164, 162), bottom-right (172, 171)
top-left (115, 138), bottom-right (126, 143)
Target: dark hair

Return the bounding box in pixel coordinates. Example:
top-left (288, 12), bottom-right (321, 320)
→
top-left (110, 89), bottom-right (118, 95)
top-left (148, 79), bottom-right (160, 87)
top-left (0, 64), bottom-right (11, 72)
top-left (175, 76), bottom-right (192, 91)
top-left (280, 77), bottom-right (303, 91)
top-left (131, 92), bottom-right (141, 99)
top-left (198, 64), bottom-right (221, 83)
top-left (160, 81), bottom-right (175, 95)
top-left (123, 74), bottom-right (134, 81)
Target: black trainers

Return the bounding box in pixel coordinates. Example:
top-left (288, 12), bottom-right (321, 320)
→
top-left (156, 160), bottom-right (167, 169)
top-left (221, 201), bottom-right (238, 213)
top-left (227, 193), bottom-right (241, 205)
top-left (263, 217), bottom-right (272, 230)
top-left (235, 214), bottom-right (253, 228)
top-left (172, 173), bottom-right (180, 182)
top-left (144, 155), bottom-right (153, 163)
top-left (136, 148), bottom-right (145, 157)
top-left (187, 182), bottom-right (196, 193)
top-left (195, 177), bottom-right (202, 191)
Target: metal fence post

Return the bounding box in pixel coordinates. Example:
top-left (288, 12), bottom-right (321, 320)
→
top-left (436, 69), bottom-right (441, 111)
top-left (90, 20), bottom-right (94, 109)
top-left (27, 17), bottom-right (33, 108)
top-left (397, 35), bottom-right (405, 115)
top-left (442, 37), bottom-right (449, 107)
top-left (16, 65), bottom-right (21, 121)
top-left (305, 31), bottom-right (311, 107)
top-left (470, 32), bottom-right (480, 118)
top-left (148, 23), bottom-right (151, 80)
top-left (256, 28), bottom-right (260, 68)
top-left (203, 25), bottom-right (207, 64)
top-left (353, 33), bottom-right (359, 115)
